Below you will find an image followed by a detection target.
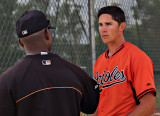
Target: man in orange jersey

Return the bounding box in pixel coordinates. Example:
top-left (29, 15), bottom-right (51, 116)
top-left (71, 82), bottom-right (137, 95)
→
top-left (92, 6), bottom-right (156, 116)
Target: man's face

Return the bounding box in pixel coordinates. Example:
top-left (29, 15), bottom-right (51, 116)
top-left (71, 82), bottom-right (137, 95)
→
top-left (98, 14), bottom-right (121, 44)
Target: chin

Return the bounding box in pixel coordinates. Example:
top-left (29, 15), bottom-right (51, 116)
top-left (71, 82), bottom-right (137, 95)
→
top-left (101, 38), bottom-right (110, 44)
top-left (102, 40), bottom-right (110, 44)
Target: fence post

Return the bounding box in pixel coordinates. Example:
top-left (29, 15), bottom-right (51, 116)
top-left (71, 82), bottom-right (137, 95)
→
top-left (89, 0), bottom-right (96, 72)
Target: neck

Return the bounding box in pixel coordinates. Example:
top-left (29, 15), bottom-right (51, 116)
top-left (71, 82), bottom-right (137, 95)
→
top-left (107, 38), bottom-right (126, 57)
top-left (25, 49), bottom-right (49, 55)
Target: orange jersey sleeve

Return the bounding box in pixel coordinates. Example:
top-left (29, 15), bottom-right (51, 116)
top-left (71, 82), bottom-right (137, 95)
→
top-left (130, 48), bottom-right (156, 100)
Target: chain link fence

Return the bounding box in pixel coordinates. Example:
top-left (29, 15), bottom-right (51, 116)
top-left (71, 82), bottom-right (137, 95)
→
top-left (0, 0), bottom-right (160, 115)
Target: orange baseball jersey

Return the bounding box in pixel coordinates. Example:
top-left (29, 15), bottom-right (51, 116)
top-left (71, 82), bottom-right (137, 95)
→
top-left (93, 42), bottom-right (156, 116)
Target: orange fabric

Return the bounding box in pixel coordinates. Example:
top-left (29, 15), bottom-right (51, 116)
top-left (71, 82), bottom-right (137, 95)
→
top-left (93, 42), bottom-right (156, 116)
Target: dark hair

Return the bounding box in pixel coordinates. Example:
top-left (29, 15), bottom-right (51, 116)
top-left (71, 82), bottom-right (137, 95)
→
top-left (98, 6), bottom-right (125, 25)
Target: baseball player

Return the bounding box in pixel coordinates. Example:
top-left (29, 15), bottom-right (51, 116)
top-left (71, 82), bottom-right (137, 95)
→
top-left (92, 6), bottom-right (156, 116)
top-left (0, 10), bottom-right (99, 116)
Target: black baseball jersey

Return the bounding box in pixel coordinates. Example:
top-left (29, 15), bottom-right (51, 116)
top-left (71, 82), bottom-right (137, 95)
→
top-left (0, 52), bottom-right (99, 116)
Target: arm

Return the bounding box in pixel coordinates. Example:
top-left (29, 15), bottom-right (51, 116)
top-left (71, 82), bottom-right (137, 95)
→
top-left (80, 78), bottom-right (99, 114)
top-left (128, 51), bottom-right (156, 116)
top-left (59, 57), bottom-right (100, 114)
top-left (127, 92), bottom-right (155, 116)
top-left (0, 74), bottom-right (16, 116)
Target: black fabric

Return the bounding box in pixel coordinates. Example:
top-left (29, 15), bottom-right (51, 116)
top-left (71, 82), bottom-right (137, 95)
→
top-left (0, 53), bottom-right (99, 116)
top-left (130, 82), bottom-right (140, 105)
top-left (16, 10), bottom-right (55, 38)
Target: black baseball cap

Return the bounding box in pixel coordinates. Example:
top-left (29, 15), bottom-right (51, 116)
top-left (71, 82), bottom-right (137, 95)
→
top-left (16, 10), bottom-right (56, 38)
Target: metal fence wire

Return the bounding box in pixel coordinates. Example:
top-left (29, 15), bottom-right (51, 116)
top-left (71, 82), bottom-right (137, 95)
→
top-left (0, 0), bottom-right (160, 115)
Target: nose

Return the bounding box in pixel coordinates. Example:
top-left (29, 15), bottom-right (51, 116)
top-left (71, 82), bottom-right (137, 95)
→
top-left (100, 26), bottom-right (107, 32)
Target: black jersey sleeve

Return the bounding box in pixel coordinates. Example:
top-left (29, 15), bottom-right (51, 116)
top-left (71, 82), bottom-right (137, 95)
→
top-left (80, 75), bottom-right (99, 114)
top-left (59, 57), bottom-right (99, 114)
top-left (0, 70), bottom-right (16, 116)
top-left (0, 58), bottom-right (30, 116)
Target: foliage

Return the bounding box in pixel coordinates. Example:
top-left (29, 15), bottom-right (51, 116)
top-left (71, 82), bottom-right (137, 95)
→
top-left (0, 0), bottom-right (91, 75)
top-left (131, 0), bottom-right (160, 71)
top-left (0, 0), bottom-right (22, 74)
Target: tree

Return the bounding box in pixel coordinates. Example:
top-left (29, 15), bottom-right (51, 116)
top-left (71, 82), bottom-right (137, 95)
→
top-left (50, 0), bottom-right (92, 74)
top-left (0, 0), bottom-right (91, 75)
top-left (0, 0), bottom-right (19, 74)
top-left (131, 0), bottom-right (160, 71)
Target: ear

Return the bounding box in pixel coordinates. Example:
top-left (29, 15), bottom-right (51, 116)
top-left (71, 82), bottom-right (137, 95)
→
top-left (119, 22), bottom-right (126, 32)
top-left (44, 29), bottom-right (52, 51)
top-left (18, 38), bottom-right (24, 47)
top-left (44, 29), bottom-right (51, 41)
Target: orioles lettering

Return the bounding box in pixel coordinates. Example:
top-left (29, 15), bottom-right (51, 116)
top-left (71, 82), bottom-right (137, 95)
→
top-left (93, 66), bottom-right (126, 90)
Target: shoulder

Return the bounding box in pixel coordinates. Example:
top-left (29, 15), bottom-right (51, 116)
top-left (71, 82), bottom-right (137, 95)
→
top-left (0, 57), bottom-right (31, 82)
top-left (57, 55), bottom-right (84, 70)
top-left (124, 42), bottom-right (153, 71)
top-left (124, 42), bottom-right (143, 54)
top-left (56, 55), bottom-right (90, 77)
top-left (125, 42), bottom-right (152, 61)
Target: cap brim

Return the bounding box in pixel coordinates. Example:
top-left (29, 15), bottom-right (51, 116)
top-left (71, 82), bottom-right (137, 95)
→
top-left (48, 26), bottom-right (56, 29)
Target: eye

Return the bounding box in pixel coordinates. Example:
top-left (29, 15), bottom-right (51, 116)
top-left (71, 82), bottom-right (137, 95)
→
top-left (106, 23), bottom-right (112, 26)
top-left (99, 23), bottom-right (103, 26)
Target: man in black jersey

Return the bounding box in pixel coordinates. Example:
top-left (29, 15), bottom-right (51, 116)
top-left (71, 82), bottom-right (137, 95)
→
top-left (0, 10), bottom-right (99, 116)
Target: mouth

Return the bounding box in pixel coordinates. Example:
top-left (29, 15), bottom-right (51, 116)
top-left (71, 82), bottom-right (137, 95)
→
top-left (102, 35), bottom-right (108, 38)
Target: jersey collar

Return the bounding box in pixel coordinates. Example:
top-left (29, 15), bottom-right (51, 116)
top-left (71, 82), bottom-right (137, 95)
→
top-left (105, 43), bottom-right (125, 59)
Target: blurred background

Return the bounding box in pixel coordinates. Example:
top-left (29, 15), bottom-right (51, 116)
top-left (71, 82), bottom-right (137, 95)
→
top-left (0, 0), bottom-right (159, 115)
